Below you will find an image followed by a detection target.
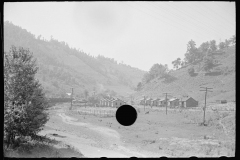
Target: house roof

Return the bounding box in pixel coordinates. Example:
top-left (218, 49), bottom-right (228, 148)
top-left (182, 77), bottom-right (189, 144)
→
top-left (180, 96), bottom-right (195, 101)
top-left (169, 98), bottom-right (179, 101)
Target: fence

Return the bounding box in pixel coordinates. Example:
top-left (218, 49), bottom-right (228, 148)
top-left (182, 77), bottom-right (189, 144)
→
top-left (76, 109), bottom-right (116, 118)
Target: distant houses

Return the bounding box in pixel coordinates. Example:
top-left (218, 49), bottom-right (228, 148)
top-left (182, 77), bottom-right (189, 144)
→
top-left (139, 96), bottom-right (198, 108)
top-left (99, 97), bottom-right (126, 108)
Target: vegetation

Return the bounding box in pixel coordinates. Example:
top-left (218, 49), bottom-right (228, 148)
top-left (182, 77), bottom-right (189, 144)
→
top-left (4, 21), bottom-right (145, 98)
top-left (142, 63), bottom-right (169, 84)
top-left (4, 46), bottom-right (49, 149)
top-left (172, 58), bottom-right (181, 69)
top-left (203, 56), bottom-right (215, 72)
top-left (188, 67), bottom-right (195, 76)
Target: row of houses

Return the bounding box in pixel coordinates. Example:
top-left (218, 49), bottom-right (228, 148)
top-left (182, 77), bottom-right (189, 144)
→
top-left (99, 97), bottom-right (127, 108)
top-left (139, 96), bottom-right (198, 108)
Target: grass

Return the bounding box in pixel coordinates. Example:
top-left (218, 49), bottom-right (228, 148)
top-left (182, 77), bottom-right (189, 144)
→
top-left (4, 135), bottom-right (84, 158)
top-left (65, 104), bottom-right (235, 157)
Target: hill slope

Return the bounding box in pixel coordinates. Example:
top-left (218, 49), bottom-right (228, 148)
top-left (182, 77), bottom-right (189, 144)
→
top-left (4, 21), bottom-right (146, 98)
top-left (134, 46), bottom-right (235, 104)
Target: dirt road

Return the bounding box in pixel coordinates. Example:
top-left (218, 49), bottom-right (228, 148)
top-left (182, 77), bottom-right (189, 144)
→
top-left (40, 110), bottom-right (150, 157)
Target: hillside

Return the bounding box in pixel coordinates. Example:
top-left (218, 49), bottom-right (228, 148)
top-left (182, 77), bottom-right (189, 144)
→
top-left (133, 46), bottom-right (235, 104)
top-left (4, 21), bottom-right (146, 98)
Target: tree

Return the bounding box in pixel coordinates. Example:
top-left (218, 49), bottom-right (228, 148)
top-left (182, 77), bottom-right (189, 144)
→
top-left (4, 46), bottom-right (49, 148)
top-left (229, 35), bottom-right (236, 45)
top-left (224, 39), bottom-right (230, 48)
top-left (203, 56), bottom-right (214, 72)
top-left (198, 41), bottom-right (210, 53)
top-left (184, 40), bottom-right (198, 64)
top-left (148, 63), bottom-right (168, 80)
top-left (209, 40), bottom-right (217, 52)
top-left (172, 58), bottom-right (181, 69)
top-left (188, 67), bottom-right (195, 76)
top-left (142, 72), bottom-right (152, 84)
top-left (218, 42), bottom-right (226, 50)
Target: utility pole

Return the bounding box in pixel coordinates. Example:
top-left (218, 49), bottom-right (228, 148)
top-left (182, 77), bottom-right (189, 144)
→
top-left (163, 93), bottom-right (171, 115)
top-left (70, 87), bottom-right (73, 110)
top-left (200, 87), bottom-right (213, 125)
top-left (143, 95), bottom-right (146, 111)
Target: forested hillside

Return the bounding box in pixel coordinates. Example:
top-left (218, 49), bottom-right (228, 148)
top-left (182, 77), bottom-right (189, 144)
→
top-left (4, 21), bottom-right (145, 98)
top-left (134, 36), bottom-right (235, 104)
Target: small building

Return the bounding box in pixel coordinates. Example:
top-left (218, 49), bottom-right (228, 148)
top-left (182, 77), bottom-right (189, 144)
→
top-left (112, 98), bottom-right (126, 108)
top-left (145, 98), bottom-right (153, 106)
top-left (152, 98), bottom-right (160, 106)
top-left (99, 99), bottom-right (105, 106)
top-left (180, 97), bottom-right (198, 108)
top-left (139, 98), bottom-right (146, 105)
top-left (168, 98), bottom-right (179, 108)
top-left (158, 98), bottom-right (168, 107)
top-left (216, 100), bottom-right (227, 104)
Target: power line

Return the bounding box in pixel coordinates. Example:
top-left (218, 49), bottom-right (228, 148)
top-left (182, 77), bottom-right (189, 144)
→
top-left (215, 3), bottom-right (235, 19)
top-left (201, 3), bottom-right (235, 26)
top-left (159, 2), bottom-right (227, 38)
top-left (181, 2), bottom-right (233, 32)
top-left (121, 2), bottom-right (207, 40)
top-left (136, 2), bottom-right (212, 39)
top-left (152, 3), bottom-right (223, 39)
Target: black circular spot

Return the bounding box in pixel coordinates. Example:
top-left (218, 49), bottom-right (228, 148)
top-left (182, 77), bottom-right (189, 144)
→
top-left (116, 105), bottom-right (137, 126)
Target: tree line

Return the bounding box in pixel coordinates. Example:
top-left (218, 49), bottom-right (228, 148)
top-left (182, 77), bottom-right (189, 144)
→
top-left (136, 34), bottom-right (235, 90)
top-left (172, 35), bottom-right (235, 69)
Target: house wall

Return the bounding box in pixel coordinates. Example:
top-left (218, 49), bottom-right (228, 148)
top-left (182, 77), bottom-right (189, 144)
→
top-left (170, 100), bottom-right (179, 107)
top-left (146, 100), bottom-right (152, 106)
top-left (186, 98), bottom-right (198, 107)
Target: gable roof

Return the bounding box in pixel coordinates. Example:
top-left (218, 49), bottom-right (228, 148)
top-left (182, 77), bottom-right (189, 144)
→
top-left (169, 98), bottom-right (179, 101)
top-left (152, 98), bottom-right (160, 101)
top-left (180, 96), bottom-right (197, 101)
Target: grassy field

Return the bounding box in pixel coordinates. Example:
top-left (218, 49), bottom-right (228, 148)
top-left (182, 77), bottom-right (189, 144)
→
top-left (66, 104), bottom-right (235, 157)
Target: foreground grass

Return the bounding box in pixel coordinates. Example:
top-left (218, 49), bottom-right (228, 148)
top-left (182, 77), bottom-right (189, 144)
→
top-left (66, 105), bottom-right (235, 157)
top-left (4, 136), bottom-right (84, 158)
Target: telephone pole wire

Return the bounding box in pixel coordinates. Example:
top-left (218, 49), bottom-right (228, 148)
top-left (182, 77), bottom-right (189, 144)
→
top-left (200, 87), bottom-right (213, 125)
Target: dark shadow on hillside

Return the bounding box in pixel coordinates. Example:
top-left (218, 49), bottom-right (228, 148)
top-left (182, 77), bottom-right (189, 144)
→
top-left (205, 71), bottom-right (222, 76)
top-left (212, 51), bottom-right (225, 55)
top-left (212, 63), bottom-right (222, 68)
top-left (190, 72), bottom-right (198, 77)
top-left (162, 74), bottom-right (178, 83)
top-left (192, 59), bottom-right (202, 65)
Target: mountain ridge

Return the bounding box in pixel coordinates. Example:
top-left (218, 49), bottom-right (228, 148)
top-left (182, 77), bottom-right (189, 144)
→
top-left (4, 21), bottom-right (146, 98)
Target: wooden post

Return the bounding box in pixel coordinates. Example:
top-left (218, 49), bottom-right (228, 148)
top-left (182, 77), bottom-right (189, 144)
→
top-left (200, 87), bottom-right (213, 125)
top-left (163, 93), bottom-right (171, 115)
top-left (144, 95), bottom-right (146, 111)
top-left (70, 88), bottom-right (73, 110)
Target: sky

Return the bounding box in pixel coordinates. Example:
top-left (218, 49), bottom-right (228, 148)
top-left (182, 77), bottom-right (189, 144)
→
top-left (4, 2), bottom-right (235, 71)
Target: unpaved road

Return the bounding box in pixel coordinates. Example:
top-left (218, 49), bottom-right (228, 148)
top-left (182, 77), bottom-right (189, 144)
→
top-left (40, 110), bottom-right (150, 157)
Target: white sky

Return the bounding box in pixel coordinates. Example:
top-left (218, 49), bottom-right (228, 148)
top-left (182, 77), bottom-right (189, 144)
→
top-left (4, 2), bottom-right (235, 71)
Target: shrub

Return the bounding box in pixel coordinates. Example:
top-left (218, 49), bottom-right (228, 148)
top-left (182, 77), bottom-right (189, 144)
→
top-left (188, 67), bottom-right (195, 76)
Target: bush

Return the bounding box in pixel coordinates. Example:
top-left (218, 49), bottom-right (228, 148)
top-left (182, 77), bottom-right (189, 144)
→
top-left (4, 46), bottom-right (49, 148)
top-left (188, 67), bottom-right (195, 76)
